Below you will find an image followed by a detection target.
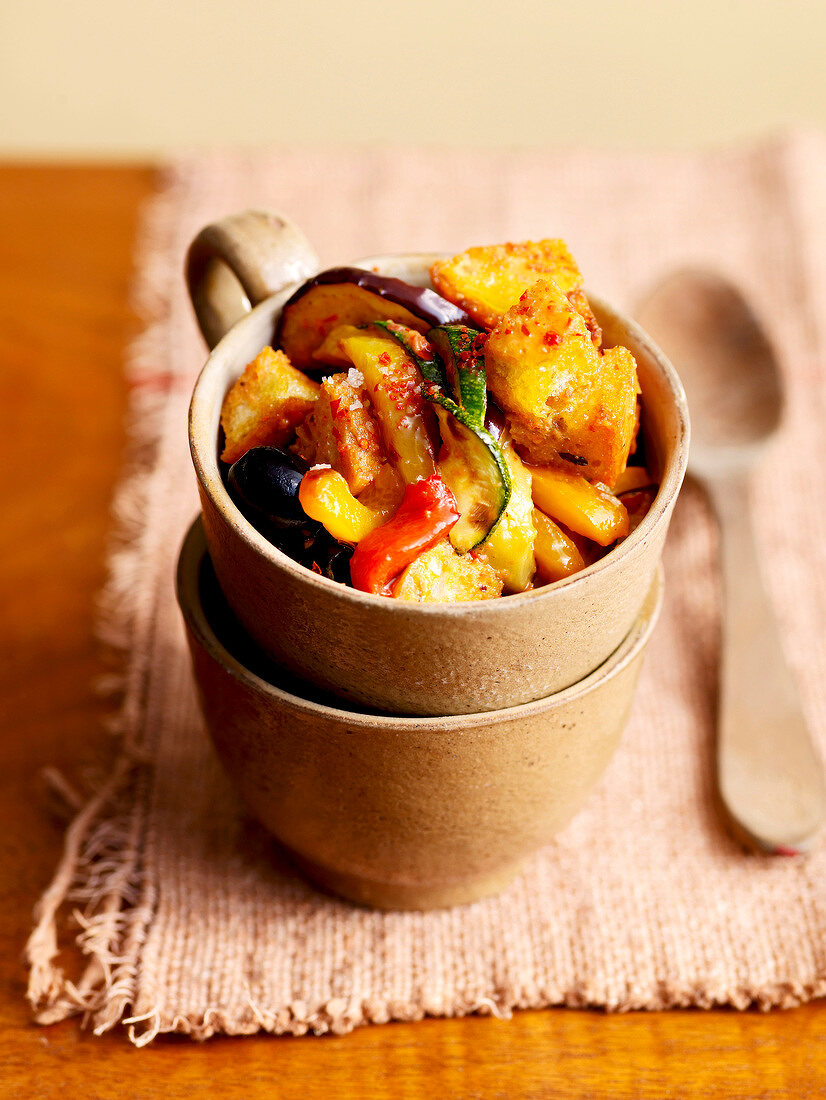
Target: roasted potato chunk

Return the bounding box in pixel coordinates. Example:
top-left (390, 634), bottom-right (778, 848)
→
top-left (220, 347), bottom-right (320, 464)
top-left (392, 539), bottom-right (503, 602)
top-left (431, 239), bottom-right (600, 344)
top-left (293, 371), bottom-right (385, 495)
top-left (485, 280), bottom-right (639, 487)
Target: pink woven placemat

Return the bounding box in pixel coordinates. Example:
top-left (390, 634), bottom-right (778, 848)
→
top-left (27, 134), bottom-right (826, 1043)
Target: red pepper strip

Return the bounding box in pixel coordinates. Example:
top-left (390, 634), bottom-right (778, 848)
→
top-left (350, 474), bottom-right (460, 595)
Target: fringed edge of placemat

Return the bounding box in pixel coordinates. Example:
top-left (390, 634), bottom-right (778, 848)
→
top-left (24, 168), bottom-right (185, 1035)
top-left (115, 980), bottom-right (826, 1046)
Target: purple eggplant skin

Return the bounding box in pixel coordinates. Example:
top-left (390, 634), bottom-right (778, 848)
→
top-left (275, 266), bottom-right (472, 349)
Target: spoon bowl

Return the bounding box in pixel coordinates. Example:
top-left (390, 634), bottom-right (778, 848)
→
top-left (638, 270), bottom-right (783, 474)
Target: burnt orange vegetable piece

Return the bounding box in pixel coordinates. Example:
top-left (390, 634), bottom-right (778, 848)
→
top-left (618, 486), bottom-right (658, 536)
top-left (613, 465), bottom-right (655, 495)
top-left (220, 347), bottom-right (320, 465)
top-left (431, 239), bottom-right (601, 345)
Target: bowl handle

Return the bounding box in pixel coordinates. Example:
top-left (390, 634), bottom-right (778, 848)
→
top-left (186, 210), bottom-right (320, 349)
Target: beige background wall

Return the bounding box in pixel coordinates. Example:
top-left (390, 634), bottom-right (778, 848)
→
top-left (2, 0), bottom-right (824, 156)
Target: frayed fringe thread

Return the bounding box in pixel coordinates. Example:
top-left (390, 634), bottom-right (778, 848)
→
top-left (94, 975), bottom-right (826, 1047)
top-left (25, 167), bottom-right (187, 1035)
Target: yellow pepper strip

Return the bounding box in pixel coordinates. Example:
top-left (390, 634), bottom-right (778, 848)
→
top-left (341, 332), bottom-right (437, 485)
top-left (613, 465), bottom-right (654, 495)
top-left (533, 509), bottom-right (586, 582)
top-left (299, 467), bottom-right (390, 544)
top-left (528, 465), bottom-right (629, 546)
top-left (311, 323), bottom-right (365, 366)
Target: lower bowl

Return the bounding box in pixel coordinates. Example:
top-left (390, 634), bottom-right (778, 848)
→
top-left (176, 517), bottom-right (663, 910)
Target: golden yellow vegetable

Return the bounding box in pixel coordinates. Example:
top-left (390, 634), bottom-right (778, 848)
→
top-left (613, 465), bottom-right (655, 495)
top-left (533, 510), bottom-right (586, 582)
top-left (341, 331), bottom-right (437, 485)
top-left (298, 467), bottom-right (392, 544)
top-left (529, 465), bottom-right (629, 546)
top-left (477, 440), bottom-right (536, 593)
top-left (311, 323), bottom-right (365, 367)
top-left (484, 279), bottom-right (639, 487)
top-left (220, 346), bottom-right (320, 464)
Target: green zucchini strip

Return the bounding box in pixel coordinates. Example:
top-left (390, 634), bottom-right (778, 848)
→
top-left (427, 324), bottom-right (487, 426)
top-left (379, 320), bottom-right (511, 549)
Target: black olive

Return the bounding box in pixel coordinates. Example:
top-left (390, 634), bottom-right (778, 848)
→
top-left (227, 446), bottom-right (309, 530)
top-left (226, 446), bottom-right (355, 587)
top-left (300, 529), bottom-right (354, 583)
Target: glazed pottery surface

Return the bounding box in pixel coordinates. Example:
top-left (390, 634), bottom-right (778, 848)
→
top-left (177, 518), bottom-right (664, 910)
top-left (187, 212), bottom-right (688, 715)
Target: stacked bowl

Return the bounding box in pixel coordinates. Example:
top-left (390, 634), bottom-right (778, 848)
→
top-left (177, 212), bottom-right (689, 909)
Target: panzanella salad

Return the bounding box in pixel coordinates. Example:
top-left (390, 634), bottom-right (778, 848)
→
top-left (219, 240), bottom-right (657, 601)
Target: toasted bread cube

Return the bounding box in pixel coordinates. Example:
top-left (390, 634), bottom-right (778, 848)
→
top-left (485, 279), bottom-right (639, 487)
top-left (292, 393), bottom-right (339, 469)
top-left (220, 347), bottom-right (319, 464)
top-left (293, 371), bottom-right (386, 495)
top-left (431, 239), bottom-right (600, 344)
top-left (392, 539), bottom-right (503, 602)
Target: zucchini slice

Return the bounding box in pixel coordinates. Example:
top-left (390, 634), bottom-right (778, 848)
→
top-left (433, 398), bottom-right (511, 552)
top-left (427, 325), bottom-right (487, 425)
top-left (377, 320), bottom-right (511, 549)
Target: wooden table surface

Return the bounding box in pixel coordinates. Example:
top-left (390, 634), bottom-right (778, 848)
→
top-left (1, 164), bottom-right (824, 1100)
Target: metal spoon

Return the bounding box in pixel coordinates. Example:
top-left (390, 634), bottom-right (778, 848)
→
top-left (637, 269), bottom-right (826, 854)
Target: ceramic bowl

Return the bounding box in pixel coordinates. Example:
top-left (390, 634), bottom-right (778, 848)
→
top-left (187, 212), bottom-right (688, 716)
top-left (177, 517), bottom-right (663, 910)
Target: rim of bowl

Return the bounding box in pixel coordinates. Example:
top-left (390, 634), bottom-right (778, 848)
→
top-left (188, 254), bottom-right (689, 617)
top-left (177, 515), bottom-right (664, 729)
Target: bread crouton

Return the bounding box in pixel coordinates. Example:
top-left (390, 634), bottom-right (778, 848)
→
top-left (392, 539), bottom-right (503, 602)
top-left (293, 371), bottom-right (386, 495)
top-left (484, 279), bottom-right (639, 487)
top-left (430, 239), bottom-right (600, 344)
top-left (220, 347), bottom-right (319, 464)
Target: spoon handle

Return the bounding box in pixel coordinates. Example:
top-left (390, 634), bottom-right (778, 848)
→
top-left (704, 469), bottom-right (826, 852)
